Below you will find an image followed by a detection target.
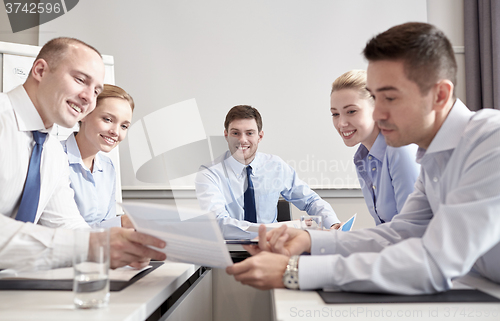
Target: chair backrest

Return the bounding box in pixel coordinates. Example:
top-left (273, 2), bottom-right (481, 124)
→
top-left (277, 199), bottom-right (292, 222)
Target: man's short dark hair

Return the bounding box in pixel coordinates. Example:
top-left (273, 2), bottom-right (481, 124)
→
top-left (34, 37), bottom-right (102, 71)
top-left (224, 105), bottom-right (263, 132)
top-left (363, 22), bottom-right (457, 96)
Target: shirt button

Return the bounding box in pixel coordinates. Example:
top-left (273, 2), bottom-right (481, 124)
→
top-left (433, 177), bottom-right (438, 183)
top-left (372, 167), bottom-right (376, 171)
top-left (320, 248), bottom-right (326, 254)
top-left (372, 185), bottom-right (376, 190)
top-left (368, 156), bottom-right (373, 160)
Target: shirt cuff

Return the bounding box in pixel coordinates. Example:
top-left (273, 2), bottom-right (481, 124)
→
top-left (298, 255), bottom-right (339, 291)
top-left (323, 216), bottom-right (341, 228)
top-left (308, 229), bottom-right (338, 255)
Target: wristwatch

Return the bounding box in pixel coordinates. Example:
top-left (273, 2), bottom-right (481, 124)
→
top-left (282, 255), bottom-right (300, 290)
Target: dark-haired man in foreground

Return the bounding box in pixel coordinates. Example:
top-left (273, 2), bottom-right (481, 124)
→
top-left (226, 22), bottom-right (500, 294)
top-left (0, 37), bottom-right (166, 272)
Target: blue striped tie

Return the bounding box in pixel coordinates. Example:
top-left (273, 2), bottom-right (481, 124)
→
top-left (244, 165), bottom-right (257, 223)
top-left (16, 131), bottom-right (47, 223)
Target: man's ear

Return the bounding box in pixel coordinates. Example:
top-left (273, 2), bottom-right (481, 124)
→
top-left (30, 59), bottom-right (50, 82)
top-left (258, 130), bottom-right (264, 143)
top-left (433, 79), bottom-right (454, 112)
top-left (224, 129), bottom-right (228, 141)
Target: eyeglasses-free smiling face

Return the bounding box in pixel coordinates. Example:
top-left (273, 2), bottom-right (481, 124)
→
top-left (35, 43), bottom-right (105, 129)
top-left (77, 97), bottom-right (133, 155)
top-left (224, 118), bottom-right (264, 165)
top-left (330, 88), bottom-right (379, 150)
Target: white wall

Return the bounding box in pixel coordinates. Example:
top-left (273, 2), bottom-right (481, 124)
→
top-left (37, 0), bottom-right (427, 190)
top-left (1, 0), bottom-right (465, 228)
top-left (427, 0), bottom-right (466, 102)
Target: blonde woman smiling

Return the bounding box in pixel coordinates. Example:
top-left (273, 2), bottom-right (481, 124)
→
top-left (330, 70), bottom-right (420, 224)
top-left (62, 84), bottom-right (133, 227)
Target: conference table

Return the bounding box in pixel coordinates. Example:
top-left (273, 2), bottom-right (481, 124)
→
top-left (2, 258), bottom-right (500, 321)
top-left (271, 273), bottom-right (500, 321)
top-left (0, 245), bottom-right (268, 321)
top-left (0, 262), bottom-right (211, 321)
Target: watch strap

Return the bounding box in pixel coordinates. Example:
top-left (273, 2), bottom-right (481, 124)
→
top-left (283, 255), bottom-right (300, 289)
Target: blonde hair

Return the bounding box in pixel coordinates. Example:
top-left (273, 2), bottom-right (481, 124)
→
top-left (331, 69), bottom-right (372, 101)
top-left (78, 84), bottom-right (134, 127)
top-left (96, 84), bottom-right (135, 111)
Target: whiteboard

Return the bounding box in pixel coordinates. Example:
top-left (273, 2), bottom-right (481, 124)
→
top-left (37, 0), bottom-right (428, 190)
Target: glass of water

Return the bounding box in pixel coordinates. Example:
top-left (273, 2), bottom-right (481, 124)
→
top-left (300, 215), bottom-right (323, 230)
top-left (73, 228), bottom-right (110, 309)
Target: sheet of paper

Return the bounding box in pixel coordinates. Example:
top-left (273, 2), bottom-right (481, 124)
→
top-left (121, 202), bottom-right (233, 268)
top-left (0, 265), bottom-right (152, 281)
top-left (340, 213), bottom-right (357, 231)
top-left (246, 220), bottom-right (301, 233)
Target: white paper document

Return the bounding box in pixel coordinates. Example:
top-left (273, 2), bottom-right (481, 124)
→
top-left (246, 215), bottom-right (356, 233)
top-left (246, 220), bottom-right (301, 233)
top-left (121, 202), bottom-right (233, 268)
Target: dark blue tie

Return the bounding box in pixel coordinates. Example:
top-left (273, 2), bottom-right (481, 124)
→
top-left (244, 165), bottom-right (257, 223)
top-left (16, 131), bottom-right (47, 223)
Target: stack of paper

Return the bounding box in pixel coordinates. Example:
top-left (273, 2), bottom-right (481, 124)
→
top-left (121, 202), bottom-right (233, 269)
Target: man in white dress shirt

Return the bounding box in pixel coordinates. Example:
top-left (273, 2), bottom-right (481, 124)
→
top-left (0, 37), bottom-right (166, 272)
top-left (226, 22), bottom-right (500, 293)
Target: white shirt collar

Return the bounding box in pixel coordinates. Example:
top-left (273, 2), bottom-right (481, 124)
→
top-left (65, 132), bottom-right (103, 172)
top-left (417, 99), bottom-right (473, 161)
top-left (8, 85), bottom-right (51, 134)
top-left (225, 150), bottom-right (261, 178)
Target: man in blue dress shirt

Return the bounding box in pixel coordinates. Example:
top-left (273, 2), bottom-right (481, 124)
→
top-left (195, 105), bottom-right (341, 239)
top-left (226, 22), bottom-right (500, 294)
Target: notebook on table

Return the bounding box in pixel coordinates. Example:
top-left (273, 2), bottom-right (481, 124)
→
top-left (0, 261), bottom-right (163, 291)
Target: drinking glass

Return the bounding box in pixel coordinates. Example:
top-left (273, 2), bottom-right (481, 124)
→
top-left (73, 228), bottom-right (110, 309)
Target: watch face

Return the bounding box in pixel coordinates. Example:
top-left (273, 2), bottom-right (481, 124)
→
top-left (284, 273), bottom-right (299, 289)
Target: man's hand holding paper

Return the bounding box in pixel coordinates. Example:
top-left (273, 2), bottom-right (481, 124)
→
top-left (121, 202), bottom-right (233, 269)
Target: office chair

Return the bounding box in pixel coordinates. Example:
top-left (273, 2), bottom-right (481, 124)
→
top-left (277, 199), bottom-right (292, 222)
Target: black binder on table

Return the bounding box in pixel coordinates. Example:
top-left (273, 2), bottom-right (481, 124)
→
top-left (0, 261), bottom-right (163, 292)
top-left (317, 289), bottom-right (500, 304)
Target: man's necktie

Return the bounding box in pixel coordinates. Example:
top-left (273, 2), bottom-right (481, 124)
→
top-left (244, 165), bottom-right (257, 223)
top-left (16, 131), bottom-right (47, 223)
